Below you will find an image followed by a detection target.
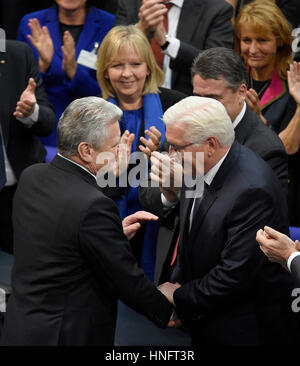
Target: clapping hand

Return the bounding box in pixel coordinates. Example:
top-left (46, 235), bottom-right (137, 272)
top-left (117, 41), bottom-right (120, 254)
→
top-left (288, 61), bottom-right (300, 106)
top-left (14, 78), bottom-right (37, 119)
top-left (137, 0), bottom-right (168, 34)
top-left (246, 88), bottom-right (268, 125)
top-left (139, 126), bottom-right (162, 160)
top-left (150, 151), bottom-right (182, 202)
top-left (27, 18), bottom-right (54, 73)
top-left (256, 226), bottom-right (299, 270)
top-left (115, 130), bottom-right (135, 177)
top-left (62, 31), bottom-right (77, 80)
top-left (122, 211), bottom-right (158, 240)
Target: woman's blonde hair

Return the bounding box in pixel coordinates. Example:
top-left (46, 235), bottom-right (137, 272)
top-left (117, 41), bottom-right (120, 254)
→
top-left (97, 25), bottom-right (164, 100)
top-left (234, 0), bottom-right (293, 80)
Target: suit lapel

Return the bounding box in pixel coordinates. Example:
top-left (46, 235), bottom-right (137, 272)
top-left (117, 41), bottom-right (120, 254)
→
top-left (184, 141), bottom-right (241, 257)
top-left (172, 0), bottom-right (205, 89)
top-left (234, 106), bottom-right (253, 145)
top-left (176, 0), bottom-right (205, 43)
top-left (44, 6), bottom-right (63, 60)
top-left (0, 50), bottom-right (10, 146)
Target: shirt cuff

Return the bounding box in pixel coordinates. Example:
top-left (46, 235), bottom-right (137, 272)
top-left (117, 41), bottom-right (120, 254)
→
top-left (17, 103), bottom-right (39, 127)
top-left (287, 252), bottom-right (300, 272)
top-left (164, 37), bottom-right (180, 59)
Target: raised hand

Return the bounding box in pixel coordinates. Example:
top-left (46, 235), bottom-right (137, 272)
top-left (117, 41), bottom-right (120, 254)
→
top-left (116, 130), bottom-right (135, 177)
top-left (27, 18), bottom-right (54, 73)
top-left (62, 31), bottom-right (77, 80)
top-left (245, 88), bottom-right (268, 124)
top-left (122, 211), bottom-right (158, 240)
top-left (150, 151), bottom-right (182, 202)
top-left (14, 78), bottom-right (37, 119)
top-left (288, 61), bottom-right (300, 106)
top-left (256, 226), bottom-right (298, 269)
top-left (137, 0), bottom-right (168, 34)
top-left (139, 126), bottom-right (161, 160)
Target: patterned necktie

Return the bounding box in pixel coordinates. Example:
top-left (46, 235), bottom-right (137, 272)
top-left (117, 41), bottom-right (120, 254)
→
top-left (0, 131), bottom-right (6, 191)
top-left (150, 2), bottom-right (174, 68)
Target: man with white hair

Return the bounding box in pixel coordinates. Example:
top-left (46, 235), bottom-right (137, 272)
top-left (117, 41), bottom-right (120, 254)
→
top-left (1, 97), bottom-right (173, 346)
top-left (153, 96), bottom-right (297, 346)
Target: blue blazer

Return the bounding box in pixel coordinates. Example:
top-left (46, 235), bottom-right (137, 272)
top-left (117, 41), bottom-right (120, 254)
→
top-left (17, 6), bottom-right (114, 146)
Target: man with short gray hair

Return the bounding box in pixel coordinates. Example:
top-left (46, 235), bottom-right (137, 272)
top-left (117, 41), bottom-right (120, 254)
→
top-left (1, 97), bottom-right (173, 346)
top-left (153, 96), bottom-right (296, 346)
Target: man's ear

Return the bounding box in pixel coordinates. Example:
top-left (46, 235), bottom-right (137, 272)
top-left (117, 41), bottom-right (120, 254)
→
top-left (77, 142), bottom-right (93, 163)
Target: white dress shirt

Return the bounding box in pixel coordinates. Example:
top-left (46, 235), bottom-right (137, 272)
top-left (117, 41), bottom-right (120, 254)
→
top-left (162, 0), bottom-right (184, 89)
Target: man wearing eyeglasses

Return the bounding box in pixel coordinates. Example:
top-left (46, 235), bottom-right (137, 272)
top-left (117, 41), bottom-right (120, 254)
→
top-left (139, 47), bottom-right (287, 285)
top-left (151, 96), bottom-right (296, 346)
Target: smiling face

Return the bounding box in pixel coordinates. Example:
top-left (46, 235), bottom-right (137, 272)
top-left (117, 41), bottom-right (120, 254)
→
top-left (240, 23), bottom-right (278, 79)
top-left (105, 45), bottom-right (150, 108)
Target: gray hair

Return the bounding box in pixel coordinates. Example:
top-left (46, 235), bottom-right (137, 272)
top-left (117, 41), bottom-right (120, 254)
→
top-left (191, 47), bottom-right (249, 92)
top-left (57, 97), bottom-right (122, 156)
top-left (163, 96), bottom-right (235, 148)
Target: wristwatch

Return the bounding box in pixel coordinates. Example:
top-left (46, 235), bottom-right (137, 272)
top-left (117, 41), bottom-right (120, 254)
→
top-left (160, 34), bottom-right (170, 51)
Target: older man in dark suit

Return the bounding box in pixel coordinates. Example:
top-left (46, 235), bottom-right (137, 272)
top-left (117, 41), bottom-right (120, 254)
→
top-left (115, 0), bottom-right (234, 95)
top-left (1, 97), bottom-right (173, 346)
top-left (0, 40), bottom-right (56, 254)
top-left (153, 96), bottom-right (296, 346)
top-left (139, 47), bottom-right (288, 284)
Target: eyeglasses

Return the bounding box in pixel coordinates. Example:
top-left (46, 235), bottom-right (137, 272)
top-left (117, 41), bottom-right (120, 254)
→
top-left (168, 140), bottom-right (201, 152)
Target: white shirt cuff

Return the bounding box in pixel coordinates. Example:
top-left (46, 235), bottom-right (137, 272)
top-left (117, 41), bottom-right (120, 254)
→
top-left (164, 37), bottom-right (180, 59)
top-left (17, 103), bottom-right (39, 127)
top-left (161, 192), bottom-right (178, 208)
top-left (287, 252), bottom-right (300, 272)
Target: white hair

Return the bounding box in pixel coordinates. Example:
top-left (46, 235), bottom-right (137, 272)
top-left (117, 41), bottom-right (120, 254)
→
top-left (163, 96), bottom-right (235, 147)
top-left (57, 97), bottom-right (122, 156)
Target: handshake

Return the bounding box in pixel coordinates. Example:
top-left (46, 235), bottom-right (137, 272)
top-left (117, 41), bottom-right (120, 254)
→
top-left (157, 282), bottom-right (182, 328)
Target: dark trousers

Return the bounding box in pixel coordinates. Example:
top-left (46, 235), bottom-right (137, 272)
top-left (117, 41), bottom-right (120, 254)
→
top-left (0, 185), bottom-right (17, 254)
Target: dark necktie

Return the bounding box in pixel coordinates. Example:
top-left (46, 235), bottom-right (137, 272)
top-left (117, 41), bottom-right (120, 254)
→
top-left (150, 2), bottom-right (174, 68)
top-left (192, 182), bottom-right (208, 223)
top-left (0, 131), bottom-right (6, 191)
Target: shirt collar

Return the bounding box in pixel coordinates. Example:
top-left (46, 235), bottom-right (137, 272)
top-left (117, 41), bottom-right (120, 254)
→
top-left (57, 153), bottom-right (97, 181)
top-left (170, 0), bottom-right (183, 8)
top-left (232, 102), bottom-right (246, 129)
top-left (204, 148), bottom-right (230, 186)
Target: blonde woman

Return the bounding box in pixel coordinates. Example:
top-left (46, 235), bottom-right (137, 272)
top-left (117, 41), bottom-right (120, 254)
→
top-left (97, 25), bottom-right (186, 280)
top-left (235, 1), bottom-right (300, 227)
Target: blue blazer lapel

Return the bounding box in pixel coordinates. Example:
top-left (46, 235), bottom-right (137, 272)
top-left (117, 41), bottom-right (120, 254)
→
top-left (44, 6), bottom-right (63, 51)
top-left (76, 7), bottom-right (99, 57)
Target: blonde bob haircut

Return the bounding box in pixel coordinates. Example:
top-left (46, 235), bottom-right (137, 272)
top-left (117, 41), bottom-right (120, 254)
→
top-left (97, 25), bottom-right (164, 100)
top-left (234, 0), bottom-right (293, 80)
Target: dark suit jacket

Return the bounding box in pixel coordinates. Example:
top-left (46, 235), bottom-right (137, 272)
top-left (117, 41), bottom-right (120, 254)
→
top-left (1, 156), bottom-right (172, 346)
top-left (0, 40), bottom-right (56, 179)
top-left (115, 0), bottom-right (234, 95)
top-left (139, 105), bottom-right (288, 284)
top-left (171, 142), bottom-right (295, 346)
top-left (235, 105), bottom-right (288, 193)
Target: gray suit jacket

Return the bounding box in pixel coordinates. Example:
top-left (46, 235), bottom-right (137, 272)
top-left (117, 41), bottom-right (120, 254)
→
top-left (115, 0), bottom-right (234, 95)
